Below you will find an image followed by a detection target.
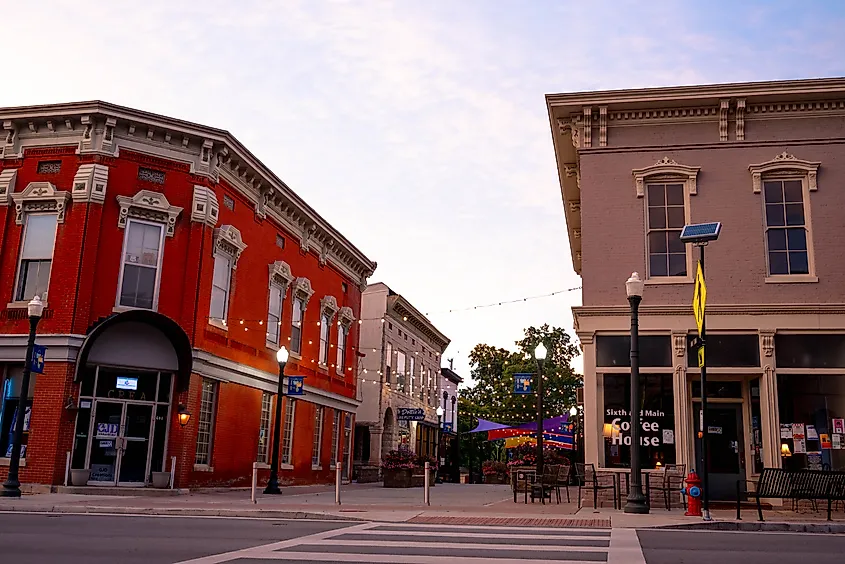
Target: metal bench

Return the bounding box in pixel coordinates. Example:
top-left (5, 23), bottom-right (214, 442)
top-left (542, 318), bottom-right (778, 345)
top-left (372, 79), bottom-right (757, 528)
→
top-left (736, 468), bottom-right (845, 521)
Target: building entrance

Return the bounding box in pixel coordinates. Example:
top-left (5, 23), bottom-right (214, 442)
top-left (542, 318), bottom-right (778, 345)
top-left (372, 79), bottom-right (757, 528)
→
top-left (75, 368), bottom-right (172, 486)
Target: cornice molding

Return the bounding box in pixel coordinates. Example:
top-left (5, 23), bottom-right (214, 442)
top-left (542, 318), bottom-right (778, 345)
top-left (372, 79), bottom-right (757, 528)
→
top-left (748, 152), bottom-right (820, 193)
top-left (0, 101), bottom-right (377, 287)
top-left (319, 295), bottom-right (339, 321)
top-left (0, 167), bottom-right (17, 205)
top-left (71, 163), bottom-right (108, 204)
top-left (292, 277), bottom-right (314, 308)
top-left (632, 156), bottom-right (700, 198)
top-left (11, 181), bottom-right (70, 224)
top-left (337, 306), bottom-right (355, 329)
top-left (213, 224), bottom-right (247, 266)
top-left (190, 185), bottom-right (219, 227)
top-left (387, 296), bottom-right (450, 351)
top-left (269, 260), bottom-right (294, 292)
top-left (117, 189), bottom-right (183, 237)
top-left (574, 303), bottom-right (845, 317)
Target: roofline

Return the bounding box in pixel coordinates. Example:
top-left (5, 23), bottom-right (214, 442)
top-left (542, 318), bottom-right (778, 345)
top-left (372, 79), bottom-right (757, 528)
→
top-left (0, 100), bottom-right (376, 277)
top-left (440, 367), bottom-right (463, 384)
top-left (386, 293), bottom-right (450, 351)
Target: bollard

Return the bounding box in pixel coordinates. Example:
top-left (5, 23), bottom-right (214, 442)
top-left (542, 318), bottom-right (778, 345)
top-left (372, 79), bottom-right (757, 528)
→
top-left (424, 461), bottom-right (430, 506)
top-left (251, 462), bottom-right (258, 504)
top-left (335, 461), bottom-right (342, 505)
top-left (64, 451), bottom-right (71, 487)
top-left (170, 456), bottom-right (176, 490)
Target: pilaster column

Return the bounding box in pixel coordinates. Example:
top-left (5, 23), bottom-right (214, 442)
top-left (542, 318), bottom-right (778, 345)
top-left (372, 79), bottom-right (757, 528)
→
top-left (759, 329), bottom-right (780, 469)
top-left (578, 332), bottom-right (600, 466)
top-left (671, 332), bottom-right (691, 469)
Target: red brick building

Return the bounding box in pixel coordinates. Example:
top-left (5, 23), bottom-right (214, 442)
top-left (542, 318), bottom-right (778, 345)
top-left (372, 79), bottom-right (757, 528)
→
top-left (0, 101), bottom-right (376, 489)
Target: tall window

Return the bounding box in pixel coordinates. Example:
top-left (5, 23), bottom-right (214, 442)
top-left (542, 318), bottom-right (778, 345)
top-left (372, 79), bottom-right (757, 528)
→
top-left (195, 379), bottom-right (218, 466)
top-left (291, 298), bottom-right (304, 354)
top-left (764, 179), bottom-right (809, 275)
top-left (646, 183), bottom-right (686, 278)
top-left (409, 356), bottom-right (415, 396)
top-left (330, 410), bottom-right (341, 465)
top-left (282, 397), bottom-right (296, 465)
top-left (16, 214), bottom-right (57, 301)
top-left (337, 325), bottom-right (348, 373)
top-left (396, 351), bottom-right (406, 393)
top-left (267, 284), bottom-right (283, 344)
top-left (319, 314), bottom-right (330, 365)
top-left (312, 406), bottom-right (324, 467)
top-left (257, 392), bottom-right (272, 463)
top-left (118, 220), bottom-right (163, 309)
top-left (0, 367), bottom-right (36, 458)
top-left (210, 253), bottom-right (232, 321)
top-left (385, 343), bottom-right (393, 383)
top-left (419, 363), bottom-right (425, 401)
top-left (427, 368), bottom-right (433, 405)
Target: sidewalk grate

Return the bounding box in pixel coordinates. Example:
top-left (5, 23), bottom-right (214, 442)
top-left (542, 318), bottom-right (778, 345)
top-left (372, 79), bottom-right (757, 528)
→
top-left (408, 515), bottom-right (611, 528)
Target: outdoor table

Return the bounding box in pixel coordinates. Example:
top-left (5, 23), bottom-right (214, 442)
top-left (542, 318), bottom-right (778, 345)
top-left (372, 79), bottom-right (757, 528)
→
top-left (596, 467), bottom-right (657, 509)
top-left (513, 469), bottom-right (538, 504)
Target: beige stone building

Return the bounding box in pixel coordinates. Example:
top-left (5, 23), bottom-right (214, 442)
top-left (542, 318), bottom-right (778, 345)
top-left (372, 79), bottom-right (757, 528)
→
top-left (547, 78), bottom-right (845, 499)
top-left (353, 283), bottom-right (450, 476)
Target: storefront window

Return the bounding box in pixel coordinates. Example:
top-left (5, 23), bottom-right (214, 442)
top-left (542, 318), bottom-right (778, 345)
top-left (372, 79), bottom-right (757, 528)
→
top-left (750, 378), bottom-right (764, 474)
top-left (0, 366), bottom-right (37, 459)
top-left (686, 334), bottom-right (760, 368)
top-left (776, 334), bottom-right (845, 369)
top-left (603, 373), bottom-right (675, 468)
top-left (778, 374), bottom-right (845, 471)
top-left (596, 336), bottom-right (672, 367)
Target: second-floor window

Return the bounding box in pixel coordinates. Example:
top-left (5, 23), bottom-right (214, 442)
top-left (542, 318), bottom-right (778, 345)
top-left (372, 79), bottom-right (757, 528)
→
top-left (337, 325), bottom-right (348, 374)
top-left (646, 183), bottom-right (687, 278)
top-left (396, 351), bottom-right (406, 392)
top-left (319, 314), bottom-right (330, 365)
top-left (16, 214), bottom-right (58, 301)
top-left (409, 356), bottom-right (415, 396)
top-left (118, 219), bottom-right (164, 309)
top-left (291, 297), bottom-right (304, 354)
top-left (764, 179), bottom-right (809, 276)
top-left (385, 343), bottom-right (393, 383)
top-left (210, 253), bottom-right (232, 321)
top-left (267, 283), bottom-right (284, 344)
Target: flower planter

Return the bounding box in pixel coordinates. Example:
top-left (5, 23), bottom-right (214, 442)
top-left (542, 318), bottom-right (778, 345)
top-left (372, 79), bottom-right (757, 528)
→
top-left (509, 465), bottom-right (535, 493)
top-left (383, 468), bottom-right (413, 488)
top-left (411, 469), bottom-right (437, 487)
top-left (70, 469), bottom-right (90, 486)
top-left (151, 471), bottom-right (171, 488)
top-left (484, 474), bottom-right (507, 485)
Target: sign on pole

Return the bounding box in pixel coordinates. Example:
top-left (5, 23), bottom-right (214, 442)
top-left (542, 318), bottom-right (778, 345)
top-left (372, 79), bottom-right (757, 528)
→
top-left (442, 422), bottom-right (453, 433)
top-left (30, 344), bottom-right (46, 374)
top-left (513, 373), bottom-right (533, 394)
top-left (693, 262), bottom-right (707, 336)
top-left (287, 376), bottom-right (305, 396)
top-left (698, 346), bottom-right (705, 368)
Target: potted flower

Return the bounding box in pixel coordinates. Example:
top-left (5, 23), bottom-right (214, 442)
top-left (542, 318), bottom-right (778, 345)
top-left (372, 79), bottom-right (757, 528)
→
top-left (482, 460), bottom-right (508, 484)
top-left (381, 450), bottom-right (415, 487)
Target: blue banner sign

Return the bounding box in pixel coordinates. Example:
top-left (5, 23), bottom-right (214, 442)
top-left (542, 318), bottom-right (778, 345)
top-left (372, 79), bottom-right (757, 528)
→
top-left (513, 373), bottom-right (533, 394)
top-left (30, 344), bottom-right (46, 374)
top-left (287, 376), bottom-right (304, 396)
top-left (443, 422), bottom-right (453, 433)
top-left (397, 407), bottom-right (425, 422)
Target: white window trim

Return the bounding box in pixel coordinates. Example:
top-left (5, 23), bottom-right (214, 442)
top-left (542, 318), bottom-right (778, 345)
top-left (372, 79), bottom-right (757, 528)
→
top-left (195, 379), bottom-right (218, 467)
top-left (290, 278), bottom-right (314, 358)
top-left (266, 282), bottom-right (285, 347)
top-left (114, 218), bottom-right (166, 311)
top-left (267, 261), bottom-right (294, 348)
top-left (750, 152), bottom-right (820, 284)
top-left (281, 397), bottom-right (296, 468)
top-left (11, 181), bottom-right (70, 225)
top-left (208, 225), bottom-right (246, 329)
top-left (643, 181), bottom-right (693, 285)
top-left (257, 392), bottom-right (272, 464)
top-left (330, 410), bottom-right (341, 468)
top-left (12, 212), bottom-right (58, 306)
top-left (208, 253), bottom-right (233, 329)
top-left (319, 313), bottom-right (331, 367)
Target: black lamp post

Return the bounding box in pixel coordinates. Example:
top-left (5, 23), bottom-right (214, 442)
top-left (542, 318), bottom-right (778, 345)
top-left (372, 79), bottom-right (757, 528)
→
top-left (533, 343), bottom-right (547, 477)
top-left (436, 405), bottom-right (443, 483)
top-left (624, 272), bottom-right (649, 514)
top-left (264, 346), bottom-right (289, 494)
top-left (2, 296), bottom-right (45, 498)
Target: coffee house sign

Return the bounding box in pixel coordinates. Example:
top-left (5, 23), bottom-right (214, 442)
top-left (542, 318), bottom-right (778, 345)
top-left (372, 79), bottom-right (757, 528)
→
top-left (605, 408), bottom-right (673, 447)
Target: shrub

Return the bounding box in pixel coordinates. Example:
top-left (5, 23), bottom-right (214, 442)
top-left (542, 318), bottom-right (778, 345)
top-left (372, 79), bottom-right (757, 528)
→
top-left (482, 460), bottom-right (508, 475)
top-left (415, 454), bottom-right (438, 468)
top-left (381, 449), bottom-right (416, 470)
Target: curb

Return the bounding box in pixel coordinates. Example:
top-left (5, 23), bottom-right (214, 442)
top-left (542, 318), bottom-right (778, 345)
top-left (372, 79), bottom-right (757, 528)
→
top-left (0, 505), bottom-right (365, 522)
top-left (656, 521), bottom-right (845, 534)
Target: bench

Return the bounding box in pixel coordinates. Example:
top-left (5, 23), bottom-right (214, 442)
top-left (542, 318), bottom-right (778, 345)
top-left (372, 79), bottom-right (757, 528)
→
top-left (736, 468), bottom-right (845, 521)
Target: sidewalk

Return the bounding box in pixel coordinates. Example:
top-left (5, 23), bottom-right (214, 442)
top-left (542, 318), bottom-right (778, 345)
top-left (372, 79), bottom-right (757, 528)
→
top-left (1, 483), bottom-right (843, 531)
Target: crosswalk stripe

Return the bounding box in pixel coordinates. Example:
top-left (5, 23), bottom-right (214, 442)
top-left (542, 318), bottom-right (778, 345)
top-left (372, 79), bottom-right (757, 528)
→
top-left (314, 539), bottom-right (610, 552)
top-left (260, 552), bottom-right (606, 564)
top-left (351, 529), bottom-right (609, 541)
top-left (377, 521), bottom-right (611, 533)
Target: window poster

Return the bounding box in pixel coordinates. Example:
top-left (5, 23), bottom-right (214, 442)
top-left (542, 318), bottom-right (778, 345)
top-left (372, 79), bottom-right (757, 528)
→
top-left (833, 434), bottom-right (842, 450)
top-left (806, 425), bottom-right (819, 440)
top-left (794, 438), bottom-right (807, 454)
top-left (792, 423), bottom-right (805, 440)
top-left (820, 434), bottom-right (832, 449)
top-left (807, 451), bottom-right (823, 471)
top-left (833, 418), bottom-right (845, 435)
top-left (780, 424), bottom-right (792, 439)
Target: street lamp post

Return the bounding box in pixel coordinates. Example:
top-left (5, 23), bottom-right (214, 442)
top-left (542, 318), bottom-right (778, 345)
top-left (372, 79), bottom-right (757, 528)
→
top-left (264, 346), bottom-right (289, 494)
top-left (624, 272), bottom-right (649, 514)
top-left (436, 406), bottom-right (444, 482)
top-left (2, 296), bottom-right (45, 498)
top-left (533, 343), bottom-right (547, 477)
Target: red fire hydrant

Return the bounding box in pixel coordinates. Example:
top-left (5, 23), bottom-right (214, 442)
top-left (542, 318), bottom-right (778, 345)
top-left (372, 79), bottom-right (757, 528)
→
top-left (681, 470), bottom-right (702, 517)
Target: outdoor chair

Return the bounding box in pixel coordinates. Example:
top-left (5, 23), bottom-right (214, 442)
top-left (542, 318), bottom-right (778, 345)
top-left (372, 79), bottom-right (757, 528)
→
top-left (647, 464), bottom-right (686, 511)
top-left (532, 464), bottom-right (562, 504)
top-left (576, 463), bottom-right (618, 509)
top-left (555, 464), bottom-right (572, 503)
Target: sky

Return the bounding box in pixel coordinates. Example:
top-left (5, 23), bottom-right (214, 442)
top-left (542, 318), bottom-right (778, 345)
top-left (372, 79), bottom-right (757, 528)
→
top-left (6, 1), bottom-right (845, 384)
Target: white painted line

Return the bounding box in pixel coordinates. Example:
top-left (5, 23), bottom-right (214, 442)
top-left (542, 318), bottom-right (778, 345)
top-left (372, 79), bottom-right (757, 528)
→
top-left (380, 521), bottom-right (611, 533)
top-left (356, 529), bottom-right (606, 541)
top-left (260, 552), bottom-right (603, 563)
top-left (0, 510), bottom-right (356, 523)
top-left (608, 528), bottom-right (646, 564)
top-left (171, 522), bottom-right (380, 564)
top-left (316, 539), bottom-right (609, 552)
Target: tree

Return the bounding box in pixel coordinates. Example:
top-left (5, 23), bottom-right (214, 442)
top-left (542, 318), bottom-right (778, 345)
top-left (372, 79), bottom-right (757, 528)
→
top-left (458, 325), bottom-right (583, 476)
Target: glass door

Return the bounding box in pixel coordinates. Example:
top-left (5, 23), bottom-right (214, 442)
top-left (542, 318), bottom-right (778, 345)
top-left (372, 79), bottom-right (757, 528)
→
top-left (88, 401), bottom-right (123, 485)
top-left (119, 403), bottom-right (153, 485)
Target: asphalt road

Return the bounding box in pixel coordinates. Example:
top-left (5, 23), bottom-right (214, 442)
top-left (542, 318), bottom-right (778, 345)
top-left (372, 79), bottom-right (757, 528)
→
top-left (0, 513), bottom-right (352, 564)
top-left (639, 529), bottom-right (845, 564)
